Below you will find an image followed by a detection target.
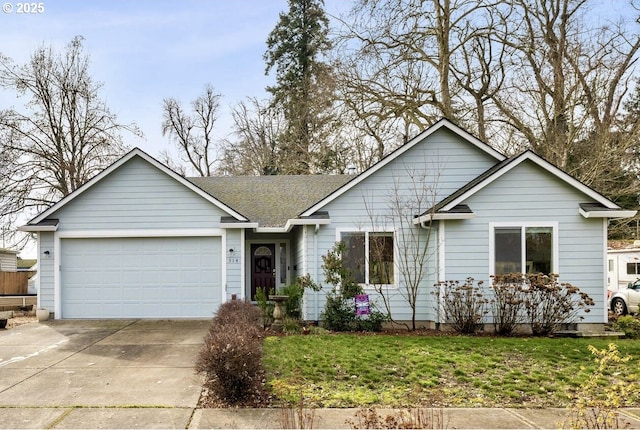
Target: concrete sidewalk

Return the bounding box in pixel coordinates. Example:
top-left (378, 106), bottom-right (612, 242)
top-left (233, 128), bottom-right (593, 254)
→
top-left (1, 320), bottom-right (639, 429)
top-left (1, 405), bottom-right (639, 429)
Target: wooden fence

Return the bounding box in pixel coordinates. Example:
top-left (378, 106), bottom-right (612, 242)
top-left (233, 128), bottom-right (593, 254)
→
top-left (0, 271), bottom-right (35, 295)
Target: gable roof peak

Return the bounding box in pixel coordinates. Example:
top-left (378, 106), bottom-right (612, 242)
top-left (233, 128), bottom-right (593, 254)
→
top-left (300, 118), bottom-right (506, 217)
top-left (25, 147), bottom-right (248, 227)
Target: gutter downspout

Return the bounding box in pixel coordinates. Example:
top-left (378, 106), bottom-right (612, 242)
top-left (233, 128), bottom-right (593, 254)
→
top-left (314, 223), bottom-right (320, 322)
top-left (420, 217), bottom-right (445, 329)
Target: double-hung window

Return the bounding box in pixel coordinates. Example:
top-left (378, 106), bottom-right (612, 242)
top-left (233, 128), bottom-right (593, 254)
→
top-left (340, 231), bottom-right (395, 285)
top-left (492, 224), bottom-right (556, 275)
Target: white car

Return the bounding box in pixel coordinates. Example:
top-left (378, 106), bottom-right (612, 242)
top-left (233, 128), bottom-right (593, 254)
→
top-left (610, 279), bottom-right (640, 315)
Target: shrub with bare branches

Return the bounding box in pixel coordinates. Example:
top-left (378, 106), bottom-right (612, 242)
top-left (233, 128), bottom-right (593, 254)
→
top-left (433, 278), bottom-right (488, 334)
top-left (195, 300), bottom-right (266, 406)
top-left (522, 273), bottom-right (594, 336)
top-left (490, 273), bottom-right (527, 336)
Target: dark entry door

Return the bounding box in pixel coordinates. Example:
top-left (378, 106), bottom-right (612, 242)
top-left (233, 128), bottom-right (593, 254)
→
top-left (251, 244), bottom-right (276, 300)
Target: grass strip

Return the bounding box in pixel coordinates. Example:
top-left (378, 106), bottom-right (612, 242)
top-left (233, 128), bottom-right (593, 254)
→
top-left (263, 334), bottom-right (640, 408)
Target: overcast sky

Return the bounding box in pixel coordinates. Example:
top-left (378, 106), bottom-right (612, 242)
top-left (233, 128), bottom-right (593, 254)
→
top-left (1, 0), bottom-right (634, 161)
top-left (0, 0), bottom-right (350, 158)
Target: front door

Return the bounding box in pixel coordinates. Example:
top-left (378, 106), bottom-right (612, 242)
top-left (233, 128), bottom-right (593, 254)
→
top-left (251, 244), bottom-right (276, 300)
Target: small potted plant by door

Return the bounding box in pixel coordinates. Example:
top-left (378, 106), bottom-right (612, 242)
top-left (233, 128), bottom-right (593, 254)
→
top-left (36, 308), bottom-right (49, 322)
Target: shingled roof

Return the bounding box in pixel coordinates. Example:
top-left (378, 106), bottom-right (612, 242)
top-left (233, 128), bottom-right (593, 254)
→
top-left (188, 175), bottom-right (354, 227)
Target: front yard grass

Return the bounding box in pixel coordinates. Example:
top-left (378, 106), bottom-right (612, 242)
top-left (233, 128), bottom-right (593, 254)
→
top-left (262, 334), bottom-right (640, 408)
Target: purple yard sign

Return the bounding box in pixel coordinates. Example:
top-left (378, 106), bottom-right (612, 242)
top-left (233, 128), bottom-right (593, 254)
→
top-left (355, 294), bottom-right (370, 316)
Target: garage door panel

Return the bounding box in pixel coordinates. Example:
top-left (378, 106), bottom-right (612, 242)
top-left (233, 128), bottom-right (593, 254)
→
top-left (61, 237), bottom-right (221, 318)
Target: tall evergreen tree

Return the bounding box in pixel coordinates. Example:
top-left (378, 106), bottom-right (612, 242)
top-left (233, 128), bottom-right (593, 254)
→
top-left (264, 0), bottom-right (335, 174)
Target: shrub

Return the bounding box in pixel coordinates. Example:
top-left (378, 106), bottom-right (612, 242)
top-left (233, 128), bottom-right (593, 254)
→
top-left (255, 287), bottom-right (274, 328)
top-left (319, 241), bottom-right (388, 332)
top-left (612, 315), bottom-right (640, 339)
top-left (490, 273), bottom-right (527, 336)
top-left (322, 293), bottom-right (357, 332)
top-left (321, 241), bottom-right (362, 299)
top-left (195, 300), bottom-right (266, 406)
top-left (562, 344), bottom-right (635, 429)
top-left (522, 273), bottom-right (594, 336)
top-left (321, 292), bottom-right (388, 332)
top-left (211, 298), bottom-right (262, 329)
top-left (433, 278), bottom-right (488, 334)
top-left (282, 316), bottom-right (302, 334)
top-left (356, 310), bottom-right (388, 332)
top-left (279, 280), bottom-right (305, 320)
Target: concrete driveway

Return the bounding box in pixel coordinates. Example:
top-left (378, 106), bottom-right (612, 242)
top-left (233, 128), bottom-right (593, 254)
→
top-left (3, 320), bottom-right (640, 429)
top-left (0, 319), bottom-right (210, 428)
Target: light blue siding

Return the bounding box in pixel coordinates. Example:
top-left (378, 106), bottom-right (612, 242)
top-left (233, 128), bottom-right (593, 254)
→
top-left (225, 229), bottom-right (243, 300)
top-left (304, 128), bottom-right (499, 322)
top-left (38, 232), bottom-right (55, 310)
top-left (444, 160), bottom-right (607, 323)
top-left (37, 155), bottom-right (230, 319)
top-left (53, 156), bottom-right (228, 231)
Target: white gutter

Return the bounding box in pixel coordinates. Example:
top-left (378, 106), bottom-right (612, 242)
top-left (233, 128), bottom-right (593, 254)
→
top-left (579, 208), bottom-right (637, 219)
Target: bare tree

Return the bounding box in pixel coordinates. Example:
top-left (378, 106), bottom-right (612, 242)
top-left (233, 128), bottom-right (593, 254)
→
top-left (0, 36), bottom-right (137, 241)
top-left (218, 97), bottom-right (285, 176)
top-left (333, 0), bottom-right (502, 159)
top-left (491, 0), bottom-right (640, 189)
top-left (364, 162), bottom-right (442, 331)
top-left (162, 84), bottom-right (221, 177)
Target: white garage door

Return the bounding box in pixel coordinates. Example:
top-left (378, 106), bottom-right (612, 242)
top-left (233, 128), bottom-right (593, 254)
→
top-left (61, 237), bottom-right (222, 318)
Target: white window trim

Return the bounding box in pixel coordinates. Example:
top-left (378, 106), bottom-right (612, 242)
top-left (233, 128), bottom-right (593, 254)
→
top-left (335, 227), bottom-right (398, 289)
top-left (488, 222), bottom-right (559, 276)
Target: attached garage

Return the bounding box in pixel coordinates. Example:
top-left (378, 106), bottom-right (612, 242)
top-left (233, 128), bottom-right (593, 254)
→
top-left (60, 236), bottom-right (222, 319)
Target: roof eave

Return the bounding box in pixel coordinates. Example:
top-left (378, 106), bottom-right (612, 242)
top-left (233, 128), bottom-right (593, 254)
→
top-left (19, 220), bottom-right (60, 232)
top-left (220, 222), bottom-right (260, 229)
top-left (413, 212), bottom-right (476, 224)
top-left (579, 208), bottom-right (637, 219)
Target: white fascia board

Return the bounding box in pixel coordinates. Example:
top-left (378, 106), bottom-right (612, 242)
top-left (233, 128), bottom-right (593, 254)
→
top-left (56, 228), bottom-right (225, 238)
top-left (19, 224), bottom-right (58, 232)
top-left (29, 148), bottom-right (248, 225)
top-left (220, 222), bottom-right (260, 229)
top-left (284, 218), bottom-right (331, 230)
top-left (413, 212), bottom-right (476, 224)
top-left (301, 119), bottom-right (505, 217)
top-left (255, 218), bottom-right (332, 234)
top-left (579, 208), bottom-right (637, 219)
top-left (441, 151), bottom-right (622, 212)
top-left (254, 227), bottom-right (288, 233)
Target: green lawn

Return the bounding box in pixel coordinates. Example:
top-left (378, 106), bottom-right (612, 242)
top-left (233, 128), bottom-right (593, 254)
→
top-left (262, 334), bottom-right (640, 408)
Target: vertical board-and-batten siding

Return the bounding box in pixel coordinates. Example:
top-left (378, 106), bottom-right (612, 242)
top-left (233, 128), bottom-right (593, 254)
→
top-left (304, 128), bottom-right (501, 321)
top-left (52, 156), bottom-right (227, 231)
top-left (444, 160), bottom-right (607, 323)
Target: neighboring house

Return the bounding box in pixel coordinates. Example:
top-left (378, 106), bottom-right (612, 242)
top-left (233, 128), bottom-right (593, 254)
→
top-left (20, 119), bottom-right (636, 330)
top-left (607, 248), bottom-right (640, 293)
top-left (17, 259), bottom-right (39, 295)
top-left (17, 258), bottom-right (37, 272)
top-left (0, 249), bottom-right (18, 272)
